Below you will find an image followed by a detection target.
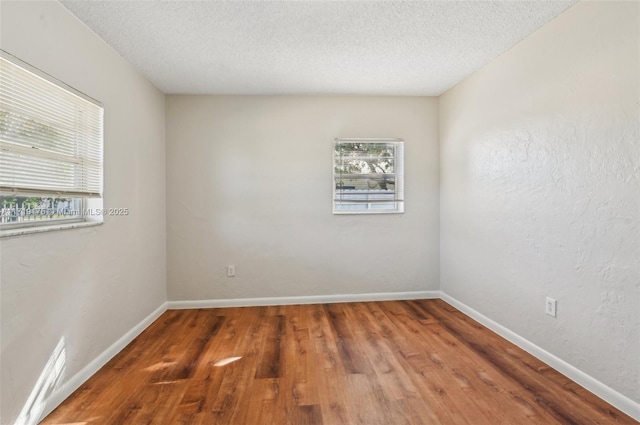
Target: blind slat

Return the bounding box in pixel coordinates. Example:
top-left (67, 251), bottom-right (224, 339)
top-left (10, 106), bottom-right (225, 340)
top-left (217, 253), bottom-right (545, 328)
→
top-left (0, 52), bottom-right (103, 198)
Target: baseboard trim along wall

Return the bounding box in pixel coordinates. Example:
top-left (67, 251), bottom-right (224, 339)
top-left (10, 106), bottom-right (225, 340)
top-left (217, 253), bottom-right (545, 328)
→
top-left (439, 292), bottom-right (640, 422)
top-left (37, 292), bottom-right (639, 422)
top-left (166, 290), bottom-right (440, 309)
top-left (38, 302), bottom-right (169, 423)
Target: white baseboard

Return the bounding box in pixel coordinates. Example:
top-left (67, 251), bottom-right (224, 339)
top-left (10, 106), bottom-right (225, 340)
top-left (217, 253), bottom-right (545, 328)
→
top-left (440, 292), bottom-right (640, 422)
top-left (35, 292), bottom-right (640, 423)
top-left (38, 302), bottom-right (168, 422)
top-left (167, 290), bottom-right (440, 309)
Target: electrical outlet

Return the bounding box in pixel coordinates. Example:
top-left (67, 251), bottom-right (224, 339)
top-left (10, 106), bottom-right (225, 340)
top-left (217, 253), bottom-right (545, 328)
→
top-left (227, 265), bottom-right (235, 277)
top-left (545, 297), bottom-right (557, 317)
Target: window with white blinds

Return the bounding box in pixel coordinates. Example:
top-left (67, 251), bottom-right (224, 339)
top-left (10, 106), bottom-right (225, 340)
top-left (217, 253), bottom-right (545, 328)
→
top-left (333, 139), bottom-right (404, 214)
top-left (0, 50), bottom-right (103, 229)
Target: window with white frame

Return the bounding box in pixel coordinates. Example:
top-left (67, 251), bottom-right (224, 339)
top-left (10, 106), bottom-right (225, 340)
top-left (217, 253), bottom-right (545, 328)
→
top-left (0, 50), bottom-right (103, 232)
top-left (333, 138), bottom-right (404, 214)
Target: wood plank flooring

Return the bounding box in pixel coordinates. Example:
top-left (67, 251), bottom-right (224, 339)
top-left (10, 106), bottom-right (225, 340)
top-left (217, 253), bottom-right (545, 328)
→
top-left (41, 300), bottom-right (638, 424)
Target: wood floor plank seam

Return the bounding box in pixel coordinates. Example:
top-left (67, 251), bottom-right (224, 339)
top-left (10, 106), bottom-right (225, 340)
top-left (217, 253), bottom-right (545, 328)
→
top-left (412, 300), bottom-right (630, 425)
top-left (41, 301), bottom-right (638, 425)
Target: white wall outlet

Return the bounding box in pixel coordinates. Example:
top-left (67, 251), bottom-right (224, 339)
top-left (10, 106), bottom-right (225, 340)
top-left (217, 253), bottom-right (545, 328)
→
top-left (227, 265), bottom-right (235, 277)
top-left (545, 297), bottom-right (557, 317)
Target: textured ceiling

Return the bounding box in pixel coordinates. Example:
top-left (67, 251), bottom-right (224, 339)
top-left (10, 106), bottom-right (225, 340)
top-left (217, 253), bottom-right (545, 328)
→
top-left (61, 1), bottom-right (576, 95)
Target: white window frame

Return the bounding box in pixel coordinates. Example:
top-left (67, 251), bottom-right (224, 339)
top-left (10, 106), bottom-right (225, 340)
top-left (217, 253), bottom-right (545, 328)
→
top-left (0, 50), bottom-right (104, 237)
top-left (333, 138), bottom-right (404, 214)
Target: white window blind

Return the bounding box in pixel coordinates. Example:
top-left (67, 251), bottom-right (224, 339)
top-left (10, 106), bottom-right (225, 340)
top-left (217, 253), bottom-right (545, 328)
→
top-left (333, 138), bottom-right (404, 214)
top-left (0, 51), bottom-right (103, 198)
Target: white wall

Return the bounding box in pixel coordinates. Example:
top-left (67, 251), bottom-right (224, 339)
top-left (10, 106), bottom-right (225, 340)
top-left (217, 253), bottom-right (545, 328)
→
top-left (167, 96), bottom-right (439, 301)
top-left (0, 2), bottom-right (166, 424)
top-left (1, 0), bottom-right (637, 422)
top-left (439, 0), bottom-right (639, 404)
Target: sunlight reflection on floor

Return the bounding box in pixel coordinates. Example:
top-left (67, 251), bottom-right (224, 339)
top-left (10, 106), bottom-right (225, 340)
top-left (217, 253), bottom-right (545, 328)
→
top-left (213, 356), bottom-right (242, 367)
top-left (142, 361), bottom-right (177, 372)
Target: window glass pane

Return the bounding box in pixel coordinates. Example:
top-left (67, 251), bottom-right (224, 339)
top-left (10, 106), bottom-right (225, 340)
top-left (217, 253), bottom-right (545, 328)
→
top-left (0, 195), bottom-right (82, 226)
top-left (333, 140), bottom-right (404, 214)
top-left (0, 51), bottom-right (103, 233)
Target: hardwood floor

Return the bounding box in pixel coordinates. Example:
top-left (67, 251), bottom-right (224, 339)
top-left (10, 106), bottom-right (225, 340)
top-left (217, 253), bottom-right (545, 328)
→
top-left (42, 300), bottom-right (637, 424)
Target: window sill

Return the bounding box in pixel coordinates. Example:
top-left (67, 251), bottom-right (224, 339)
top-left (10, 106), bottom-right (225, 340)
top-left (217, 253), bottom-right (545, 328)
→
top-left (332, 210), bottom-right (405, 215)
top-left (0, 220), bottom-right (103, 239)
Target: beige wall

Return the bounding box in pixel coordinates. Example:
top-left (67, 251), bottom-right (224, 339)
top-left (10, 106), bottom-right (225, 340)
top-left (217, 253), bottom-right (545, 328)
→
top-left (0, 1), bottom-right (166, 423)
top-left (166, 96), bottom-right (439, 301)
top-left (2, 0), bottom-right (638, 422)
top-left (439, 1), bottom-right (639, 403)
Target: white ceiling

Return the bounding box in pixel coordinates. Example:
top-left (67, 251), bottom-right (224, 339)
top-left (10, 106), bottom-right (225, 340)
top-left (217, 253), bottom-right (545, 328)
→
top-left (61, 0), bottom-right (576, 96)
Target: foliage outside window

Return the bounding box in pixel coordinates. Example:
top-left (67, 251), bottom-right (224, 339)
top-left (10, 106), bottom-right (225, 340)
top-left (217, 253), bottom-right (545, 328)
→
top-left (0, 50), bottom-right (103, 232)
top-left (333, 139), bottom-right (404, 214)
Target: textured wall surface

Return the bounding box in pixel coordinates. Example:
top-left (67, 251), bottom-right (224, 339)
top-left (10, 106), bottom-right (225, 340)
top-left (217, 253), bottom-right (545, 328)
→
top-left (167, 96), bottom-right (439, 301)
top-left (439, 1), bottom-right (639, 402)
top-left (1, 0), bottom-right (638, 422)
top-left (0, 2), bottom-right (166, 424)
